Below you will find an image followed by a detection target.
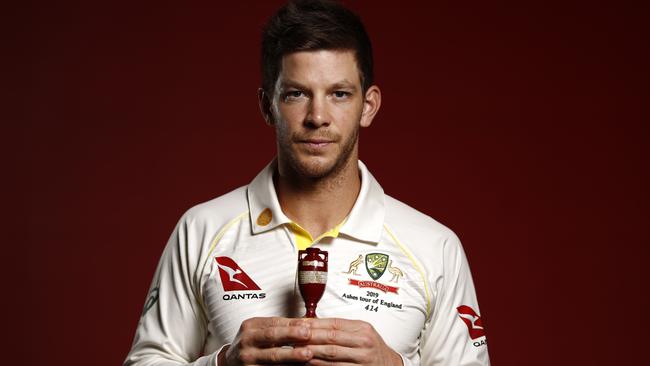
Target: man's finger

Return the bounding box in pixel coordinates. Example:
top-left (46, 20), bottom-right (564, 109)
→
top-left (307, 360), bottom-right (357, 366)
top-left (306, 344), bottom-right (361, 363)
top-left (305, 317), bottom-right (372, 332)
top-left (247, 324), bottom-right (312, 346)
top-left (251, 346), bottom-right (313, 364)
top-left (242, 316), bottom-right (309, 331)
top-left (305, 328), bottom-right (370, 347)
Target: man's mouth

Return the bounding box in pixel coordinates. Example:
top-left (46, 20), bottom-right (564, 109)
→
top-left (297, 139), bottom-right (334, 148)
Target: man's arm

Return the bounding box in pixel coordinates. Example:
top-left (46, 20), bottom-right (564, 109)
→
top-left (125, 214), bottom-right (320, 366)
top-left (124, 218), bottom-right (215, 366)
top-left (419, 234), bottom-right (491, 366)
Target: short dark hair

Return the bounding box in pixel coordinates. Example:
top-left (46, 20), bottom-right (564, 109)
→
top-left (261, 0), bottom-right (374, 96)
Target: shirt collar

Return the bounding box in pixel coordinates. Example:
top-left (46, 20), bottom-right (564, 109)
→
top-left (247, 159), bottom-right (385, 244)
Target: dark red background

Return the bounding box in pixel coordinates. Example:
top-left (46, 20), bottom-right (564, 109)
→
top-left (13, 1), bottom-right (649, 365)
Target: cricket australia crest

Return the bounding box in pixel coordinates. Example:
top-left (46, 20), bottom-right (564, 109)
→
top-left (365, 253), bottom-right (389, 280)
top-left (343, 253), bottom-right (403, 295)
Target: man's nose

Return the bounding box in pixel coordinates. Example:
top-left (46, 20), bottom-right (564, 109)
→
top-left (305, 95), bottom-right (330, 127)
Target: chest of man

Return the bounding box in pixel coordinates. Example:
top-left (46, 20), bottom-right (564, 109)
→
top-left (200, 226), bottom-right (429, 356)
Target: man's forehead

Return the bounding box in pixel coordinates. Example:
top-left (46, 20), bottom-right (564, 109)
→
top-left (276, 49), bottom-right (362, 87)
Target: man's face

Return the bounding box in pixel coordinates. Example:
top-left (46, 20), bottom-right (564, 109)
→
top-left (269, 50), bottom-right (373, 180)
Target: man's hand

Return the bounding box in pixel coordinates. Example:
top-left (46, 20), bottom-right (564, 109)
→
top-left (220, 317), bottom-right (313, 365)
top-left (219, 317), bottom-right (402, 366)
top-left (303, 318), bottom-right (403, 366)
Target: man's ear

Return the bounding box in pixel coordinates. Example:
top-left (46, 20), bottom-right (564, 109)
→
top-left (360, 85), bottom-right (381, 128)
top-left (258, 88), bottom-right (274, 125)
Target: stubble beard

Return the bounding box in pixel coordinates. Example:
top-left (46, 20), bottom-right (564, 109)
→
top-left (278, 124), bottom-right (360, 183)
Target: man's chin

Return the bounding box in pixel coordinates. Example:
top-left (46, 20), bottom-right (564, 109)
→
top-left (290, 156), bottom-right (341, 180)
top-left (295, 159), bottom-right (335, 179)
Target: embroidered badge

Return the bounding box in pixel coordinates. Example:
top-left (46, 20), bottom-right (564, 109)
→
top-left (256, 208), bottom-right (273, 226)
top-left (387, 260), bottom-right (404, 283)
top-left (365, 253), bottom-right (389, 280)
top-left (343, 254), bottom-right (363, 275)
top-left (215, 257), bottom-right (261, 291)
top-left (342, 253), bottom-right (401, 294)
top-left (457, 305), bottom-right (486, 340)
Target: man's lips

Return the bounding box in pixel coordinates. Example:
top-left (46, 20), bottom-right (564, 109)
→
top-left (297, 139), bottom-right (334, 147)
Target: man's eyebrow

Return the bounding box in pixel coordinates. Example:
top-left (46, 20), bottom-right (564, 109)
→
top-left (279, 80), bottom-right (308, 90)
top-left (331, 81), bottom-right (357, 90)
top-left (278, 80), bottom-right (358, 91)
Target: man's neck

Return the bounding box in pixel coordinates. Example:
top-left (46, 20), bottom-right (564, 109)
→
top-left (275, 158), bottom-right (361, 239)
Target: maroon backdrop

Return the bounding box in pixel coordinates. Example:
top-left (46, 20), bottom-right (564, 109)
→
top-left (15, 1), bottom-right (649, 365)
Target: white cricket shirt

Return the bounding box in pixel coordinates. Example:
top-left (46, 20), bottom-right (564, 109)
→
top-left (125, 160), bottom-right (490, 366)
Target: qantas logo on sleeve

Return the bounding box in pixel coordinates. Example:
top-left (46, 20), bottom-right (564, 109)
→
top-left (215, 257), bottom-right (261, 291)
top-left (457, 305), bottom-right (486, 340)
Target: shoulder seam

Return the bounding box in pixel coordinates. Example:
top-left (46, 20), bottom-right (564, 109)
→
top-left (195, 210), bottom-right (249, 303)
top-left (202, 210), bottom-right (249, 269)
top-left (383, 223), bottom-right (432, 320)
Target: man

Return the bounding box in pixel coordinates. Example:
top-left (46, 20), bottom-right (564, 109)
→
top-left (125, 1), bottom-right (490, 365)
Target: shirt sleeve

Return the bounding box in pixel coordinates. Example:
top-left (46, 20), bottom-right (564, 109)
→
top-left (124, 217), bottom-right (217, 366)
top-left (418, 233), bottom-right (491, 366)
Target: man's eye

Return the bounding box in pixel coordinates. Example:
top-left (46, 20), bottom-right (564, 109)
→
top-left (333, 91), bottom-right (350, 99)
top-left (284, 91), bottom-right (304, 101)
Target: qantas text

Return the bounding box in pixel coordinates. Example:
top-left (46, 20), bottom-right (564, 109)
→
top-left (222, 293), bottom-right (266, 300)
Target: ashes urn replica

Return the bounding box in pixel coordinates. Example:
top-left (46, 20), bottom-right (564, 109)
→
top-left (298, 248), bottom-right (328, 318)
